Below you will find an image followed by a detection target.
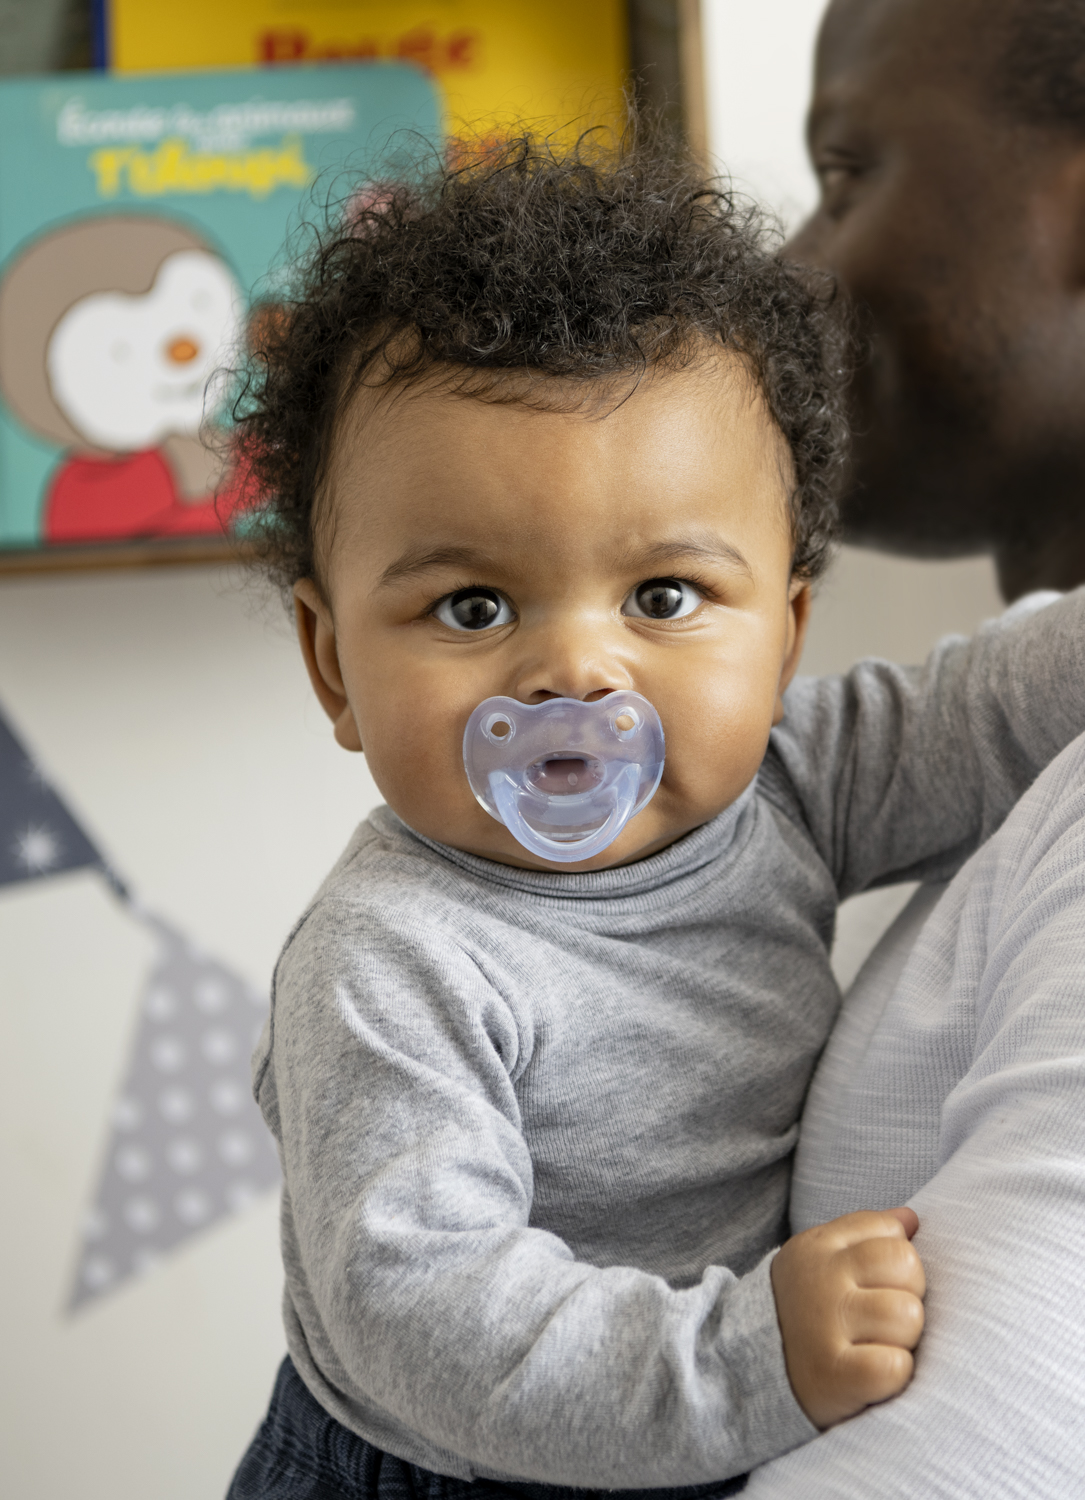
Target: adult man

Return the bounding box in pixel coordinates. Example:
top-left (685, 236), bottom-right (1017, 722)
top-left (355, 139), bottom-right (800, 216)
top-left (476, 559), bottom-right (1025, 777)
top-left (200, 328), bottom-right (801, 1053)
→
top-left (746, 2), bottom-right (1085, 1491)
top-left (786, 0), bottom-right (1085, 602)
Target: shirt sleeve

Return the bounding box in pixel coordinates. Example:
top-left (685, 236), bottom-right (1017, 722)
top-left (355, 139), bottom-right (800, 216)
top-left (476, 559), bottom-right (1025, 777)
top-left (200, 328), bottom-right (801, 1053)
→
top-left (255, 892), bottom-right (816, 1487)
top-left (765, 588), bottom-right (1085, 897)
top-left (744, 749), bottom-right (1085, 1498)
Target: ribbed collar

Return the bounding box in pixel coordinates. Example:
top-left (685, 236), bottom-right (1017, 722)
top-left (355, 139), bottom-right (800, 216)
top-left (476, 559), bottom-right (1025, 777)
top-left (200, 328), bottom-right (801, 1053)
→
top-left (372, 782), bottom-right (758, 903)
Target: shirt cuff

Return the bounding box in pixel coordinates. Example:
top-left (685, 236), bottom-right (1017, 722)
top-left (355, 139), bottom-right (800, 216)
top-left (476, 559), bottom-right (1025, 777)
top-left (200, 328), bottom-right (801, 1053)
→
top-left (718, 1249), bottom-right (820, 1468)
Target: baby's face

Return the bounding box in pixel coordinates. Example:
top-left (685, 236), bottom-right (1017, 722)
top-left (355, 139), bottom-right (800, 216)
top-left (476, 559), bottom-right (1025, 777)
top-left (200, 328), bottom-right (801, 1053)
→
top-left (297, 357), bottom-right (809, 870)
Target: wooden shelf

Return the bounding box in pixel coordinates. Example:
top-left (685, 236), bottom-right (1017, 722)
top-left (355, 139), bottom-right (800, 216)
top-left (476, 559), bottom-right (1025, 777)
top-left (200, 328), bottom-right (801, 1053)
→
top-left (0, 535), bottom-right (256, 576)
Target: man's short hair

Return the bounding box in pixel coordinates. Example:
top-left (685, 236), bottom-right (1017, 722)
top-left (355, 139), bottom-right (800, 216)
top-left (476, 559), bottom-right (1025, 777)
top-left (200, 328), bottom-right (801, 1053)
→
top-left (997, 0), bottom-right (1085, 132)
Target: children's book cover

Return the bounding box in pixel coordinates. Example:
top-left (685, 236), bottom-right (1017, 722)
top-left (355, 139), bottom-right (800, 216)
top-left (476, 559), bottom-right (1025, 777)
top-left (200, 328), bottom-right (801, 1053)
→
top-left (0, 64), bottom-right (439, 560)
top-left (98, 0), bottom-right (629, 144)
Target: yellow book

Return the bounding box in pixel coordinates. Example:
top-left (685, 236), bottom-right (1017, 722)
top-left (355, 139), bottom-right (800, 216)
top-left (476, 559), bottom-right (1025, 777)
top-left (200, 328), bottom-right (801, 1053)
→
top-left (104, 1), bottom-right (629, 141)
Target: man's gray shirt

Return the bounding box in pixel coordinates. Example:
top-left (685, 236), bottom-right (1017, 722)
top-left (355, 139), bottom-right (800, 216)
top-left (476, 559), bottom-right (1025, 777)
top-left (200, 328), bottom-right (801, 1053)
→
top-left (254, 590), bottom-right (1085, 1487)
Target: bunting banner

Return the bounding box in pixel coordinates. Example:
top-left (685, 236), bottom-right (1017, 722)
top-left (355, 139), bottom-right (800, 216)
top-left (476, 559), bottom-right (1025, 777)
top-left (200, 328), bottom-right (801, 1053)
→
top-left (0, 705), bottom-right (280, 1311)
top-left (0, 707), bottom-right (106, 887)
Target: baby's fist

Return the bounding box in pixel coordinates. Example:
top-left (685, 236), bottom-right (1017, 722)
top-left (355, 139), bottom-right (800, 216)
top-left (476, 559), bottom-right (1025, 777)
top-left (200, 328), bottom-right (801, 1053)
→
top-left (771, 1208), bottom-right (926, 1429)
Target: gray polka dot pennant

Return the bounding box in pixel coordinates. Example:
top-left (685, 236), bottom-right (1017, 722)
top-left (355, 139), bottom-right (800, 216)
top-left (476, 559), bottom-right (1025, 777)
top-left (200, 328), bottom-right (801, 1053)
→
top-left (0, 700), bottom-right (279, 1311)
top-left (69, 908), bottom-right (280, 1310)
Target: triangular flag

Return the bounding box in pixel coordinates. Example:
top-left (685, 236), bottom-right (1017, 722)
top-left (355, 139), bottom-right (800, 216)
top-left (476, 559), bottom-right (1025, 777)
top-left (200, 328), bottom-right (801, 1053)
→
top-left (69, 909), bottom-right (279, 1310)
top-left (0, 706), bottom-right (106, 888)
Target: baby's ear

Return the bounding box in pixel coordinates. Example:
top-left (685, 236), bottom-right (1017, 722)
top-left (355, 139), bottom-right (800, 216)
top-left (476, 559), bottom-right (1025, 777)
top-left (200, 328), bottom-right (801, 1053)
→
top-left (293, 579), bottom-right (364, 752)
top-left (774, 580), bottom-right (812, 724)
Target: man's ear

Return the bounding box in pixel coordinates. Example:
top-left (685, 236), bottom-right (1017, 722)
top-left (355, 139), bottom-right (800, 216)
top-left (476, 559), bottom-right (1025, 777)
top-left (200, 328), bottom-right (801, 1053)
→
top-left (773, 580), bottom-right (812, 725)
top-left (293, 579), bottom-right (363, 752)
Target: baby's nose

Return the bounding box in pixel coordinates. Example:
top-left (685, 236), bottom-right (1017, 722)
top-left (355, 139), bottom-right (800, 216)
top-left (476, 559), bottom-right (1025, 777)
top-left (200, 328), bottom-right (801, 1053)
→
top-left (165, 336), bottom-right (200, 364)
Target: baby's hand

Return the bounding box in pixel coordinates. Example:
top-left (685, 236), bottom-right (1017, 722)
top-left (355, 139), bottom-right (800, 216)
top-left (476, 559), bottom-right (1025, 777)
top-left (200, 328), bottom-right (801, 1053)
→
top-left (770, 1207), bottom-right (926, 1429)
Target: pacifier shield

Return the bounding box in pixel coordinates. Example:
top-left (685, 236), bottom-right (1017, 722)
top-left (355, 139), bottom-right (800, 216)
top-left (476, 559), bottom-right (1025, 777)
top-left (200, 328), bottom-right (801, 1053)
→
top-left (463, 692), bottom-right (665, 862)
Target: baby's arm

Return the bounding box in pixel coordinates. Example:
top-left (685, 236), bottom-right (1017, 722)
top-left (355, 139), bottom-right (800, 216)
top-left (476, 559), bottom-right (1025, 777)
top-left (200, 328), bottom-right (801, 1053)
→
top-left (771, 1207), bottom-right (925, 1429)
top-left (767, 588), bottom-right (1085, 896)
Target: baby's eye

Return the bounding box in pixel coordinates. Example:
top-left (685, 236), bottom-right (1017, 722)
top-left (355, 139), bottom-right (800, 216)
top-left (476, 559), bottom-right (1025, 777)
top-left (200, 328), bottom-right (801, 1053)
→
top-left (433, 587), bottom-right (515, 632)
top-left (622, 578), bottom-right (703, 621)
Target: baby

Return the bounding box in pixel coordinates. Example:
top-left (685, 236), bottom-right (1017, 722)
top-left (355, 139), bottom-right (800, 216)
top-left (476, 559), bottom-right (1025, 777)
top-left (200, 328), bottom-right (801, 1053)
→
top-left (228, 137), bottom-right (1085, 1498)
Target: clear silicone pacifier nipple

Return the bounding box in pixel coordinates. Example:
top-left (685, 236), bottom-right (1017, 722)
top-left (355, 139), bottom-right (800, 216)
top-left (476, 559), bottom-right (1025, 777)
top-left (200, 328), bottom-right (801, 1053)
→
top-left (463, 692), bottom-right (665, 862)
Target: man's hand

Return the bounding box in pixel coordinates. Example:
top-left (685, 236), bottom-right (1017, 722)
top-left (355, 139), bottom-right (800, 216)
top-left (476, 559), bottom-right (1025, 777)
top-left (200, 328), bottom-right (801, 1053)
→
top-left (770, 1208), bottom-right (926, 1430)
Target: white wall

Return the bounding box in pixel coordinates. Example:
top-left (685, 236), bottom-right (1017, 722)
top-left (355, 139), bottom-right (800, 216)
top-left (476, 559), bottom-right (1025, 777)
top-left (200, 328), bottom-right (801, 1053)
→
top-left (703, 0), bottom-right (824, 231)
top-left (0, 566), bottom-right (384, 1499)
top-left (0, 11), bottom-right (1009, 1497)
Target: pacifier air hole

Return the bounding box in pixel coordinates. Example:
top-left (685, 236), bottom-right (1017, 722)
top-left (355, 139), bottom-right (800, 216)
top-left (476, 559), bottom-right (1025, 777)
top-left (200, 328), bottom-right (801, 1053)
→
top-left (463, 690), bottom-right (666, 862)
top-left (482, 713), bottom-right (515, 743)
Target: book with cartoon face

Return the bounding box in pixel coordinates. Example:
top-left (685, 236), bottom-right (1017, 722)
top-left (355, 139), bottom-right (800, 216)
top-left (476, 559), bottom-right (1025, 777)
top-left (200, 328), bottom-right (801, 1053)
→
top-left (0, 64), bottom-right (439, 560)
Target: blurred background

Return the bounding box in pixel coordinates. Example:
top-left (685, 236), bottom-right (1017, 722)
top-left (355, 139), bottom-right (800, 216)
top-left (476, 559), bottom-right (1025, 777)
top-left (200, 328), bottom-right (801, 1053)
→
top-left (0, 5), bottom-right (1002, 1496)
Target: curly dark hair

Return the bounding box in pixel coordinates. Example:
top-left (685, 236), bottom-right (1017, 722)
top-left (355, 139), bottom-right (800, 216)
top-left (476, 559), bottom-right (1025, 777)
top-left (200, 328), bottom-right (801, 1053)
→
top-left (232, 131), bottom-right (849, 592)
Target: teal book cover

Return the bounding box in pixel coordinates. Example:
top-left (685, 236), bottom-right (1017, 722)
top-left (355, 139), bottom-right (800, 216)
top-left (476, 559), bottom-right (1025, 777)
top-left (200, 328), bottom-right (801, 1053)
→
top-left (0, 63), bottom-right (440, 559)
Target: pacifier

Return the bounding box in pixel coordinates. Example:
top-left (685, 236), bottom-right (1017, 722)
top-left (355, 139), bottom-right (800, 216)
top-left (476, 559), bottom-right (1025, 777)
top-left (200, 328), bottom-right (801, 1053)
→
top-left (463, 692), bottom-right (665, 862)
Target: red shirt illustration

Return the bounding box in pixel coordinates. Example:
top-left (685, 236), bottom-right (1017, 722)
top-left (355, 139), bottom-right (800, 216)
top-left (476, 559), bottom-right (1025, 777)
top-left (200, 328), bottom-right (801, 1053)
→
top-left (43, 448), bottom-right (226, 542)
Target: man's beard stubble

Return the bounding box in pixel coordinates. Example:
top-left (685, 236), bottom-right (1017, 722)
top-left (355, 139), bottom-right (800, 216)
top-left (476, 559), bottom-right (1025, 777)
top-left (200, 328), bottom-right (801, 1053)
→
top-left (834, 325), bottom-right (1083, 564)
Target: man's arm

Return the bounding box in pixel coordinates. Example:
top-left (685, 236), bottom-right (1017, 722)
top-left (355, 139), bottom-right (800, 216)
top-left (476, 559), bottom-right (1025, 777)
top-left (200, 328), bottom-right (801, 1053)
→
top-left (745, 735), bottom-right (1085, 1498)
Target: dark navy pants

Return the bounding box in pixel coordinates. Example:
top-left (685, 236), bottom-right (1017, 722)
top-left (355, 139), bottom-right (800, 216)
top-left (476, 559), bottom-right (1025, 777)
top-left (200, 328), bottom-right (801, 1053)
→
top-left (227, 1358), bottom-right (747, 1500)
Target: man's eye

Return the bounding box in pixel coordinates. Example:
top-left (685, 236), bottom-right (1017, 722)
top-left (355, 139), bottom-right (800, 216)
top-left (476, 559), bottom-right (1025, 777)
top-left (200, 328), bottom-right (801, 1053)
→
top-left (817, 163), bottom-right (856, 188)
top-left (814, 160), bottom-right (867, 215)
top-left (622, 578), bottom-right (703, 620)
top-left (433, 588), bottom-right (514, 632)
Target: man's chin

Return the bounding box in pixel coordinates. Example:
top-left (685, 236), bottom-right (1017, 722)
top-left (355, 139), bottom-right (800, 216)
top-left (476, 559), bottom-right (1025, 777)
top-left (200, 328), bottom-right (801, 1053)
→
top-left (839, 366), bottom-right (1007, 557)
top-left (839, 482), bottom-right (995, 560)
top-left (836, 427), bottom-right (1003, 558)
top-left (840, 509), bottom-right (994, 560)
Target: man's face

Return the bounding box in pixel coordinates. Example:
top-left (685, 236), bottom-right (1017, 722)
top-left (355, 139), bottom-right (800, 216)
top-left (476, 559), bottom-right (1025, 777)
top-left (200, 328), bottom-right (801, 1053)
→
top-left (295, 359), bottom-right (808, 872)
top-left (788, 0), bottom-right (1085, 593)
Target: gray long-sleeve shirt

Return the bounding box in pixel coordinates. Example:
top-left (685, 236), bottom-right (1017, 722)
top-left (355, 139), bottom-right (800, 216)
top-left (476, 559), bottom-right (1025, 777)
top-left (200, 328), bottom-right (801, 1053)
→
top-left (254, 589), bottom-right (1085, 1488)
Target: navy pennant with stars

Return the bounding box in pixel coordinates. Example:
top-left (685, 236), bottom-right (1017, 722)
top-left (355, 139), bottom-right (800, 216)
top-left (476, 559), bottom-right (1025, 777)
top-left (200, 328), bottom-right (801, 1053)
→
top-left (0, 701), bottom-right (279, 1310)
top-left (0, 710), bottom-right (106, 887)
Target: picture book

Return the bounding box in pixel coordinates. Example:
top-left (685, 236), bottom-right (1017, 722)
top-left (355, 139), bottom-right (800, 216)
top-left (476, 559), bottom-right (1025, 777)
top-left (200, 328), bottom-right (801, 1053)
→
top-left (0, 63), bottom-right (439, 561)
